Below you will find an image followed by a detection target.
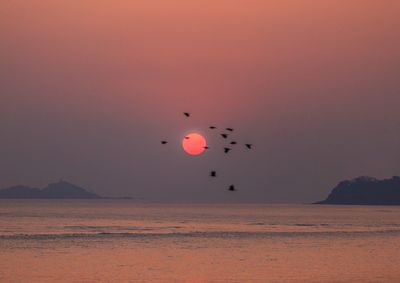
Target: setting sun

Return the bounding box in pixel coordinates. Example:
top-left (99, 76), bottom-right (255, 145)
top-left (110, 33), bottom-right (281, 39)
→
top-left (182, 133), bottom-right (207, 155)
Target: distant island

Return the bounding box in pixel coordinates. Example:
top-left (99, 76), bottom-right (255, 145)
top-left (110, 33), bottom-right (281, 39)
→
top-left (316, 176), bottom-right (400, 205)
top-left (0, 181), bottom-right (104, 199)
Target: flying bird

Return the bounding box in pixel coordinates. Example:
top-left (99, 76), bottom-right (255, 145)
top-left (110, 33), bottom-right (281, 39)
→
top-left (160, 113), bottom-right (251, 195)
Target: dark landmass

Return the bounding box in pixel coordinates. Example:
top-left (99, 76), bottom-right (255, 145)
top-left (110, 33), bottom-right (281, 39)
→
top-left (0, 181), bottom-right (101, 199)
top-left (316, 176), bottom-right (400, 205)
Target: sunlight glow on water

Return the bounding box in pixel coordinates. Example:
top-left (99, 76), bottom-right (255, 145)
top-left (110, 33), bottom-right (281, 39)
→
top-left (1, 201), bottom-right (400, 282)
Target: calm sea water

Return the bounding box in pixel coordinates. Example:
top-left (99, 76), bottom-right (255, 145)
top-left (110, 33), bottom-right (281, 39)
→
top-left (1, 200), bottom-right (400, 282)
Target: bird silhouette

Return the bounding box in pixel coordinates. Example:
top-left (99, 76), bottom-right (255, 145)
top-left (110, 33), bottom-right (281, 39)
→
top-left (160, 112), bottom-right (253, 194)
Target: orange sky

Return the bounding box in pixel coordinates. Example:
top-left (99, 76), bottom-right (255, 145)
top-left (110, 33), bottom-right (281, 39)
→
top-left (1, 1), bottom-right (400, 202)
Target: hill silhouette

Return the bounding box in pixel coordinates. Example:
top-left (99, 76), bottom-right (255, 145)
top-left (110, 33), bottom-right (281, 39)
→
top-left (0, 181), bottom-right (101, 199)
top-left (316, 176), bottom-right (400, 205)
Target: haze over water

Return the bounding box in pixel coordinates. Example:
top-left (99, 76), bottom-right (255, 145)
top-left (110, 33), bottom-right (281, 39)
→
top-left (2, 1), bottom-right (400, 281)
top-left (1, 200), bottom-right (400, 282)
top-left (2, 0), bottom-right (400, 202)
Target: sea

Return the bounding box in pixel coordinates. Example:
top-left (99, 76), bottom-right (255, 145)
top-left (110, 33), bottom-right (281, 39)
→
top-left (0, 200), bottom-right (400, 282)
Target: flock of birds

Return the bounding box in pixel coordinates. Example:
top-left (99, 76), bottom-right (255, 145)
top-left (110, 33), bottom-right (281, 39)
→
top-left (160, 112), bottom-right (253, 192)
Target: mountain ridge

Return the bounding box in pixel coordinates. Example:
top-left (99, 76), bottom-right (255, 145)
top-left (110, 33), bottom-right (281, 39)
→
top-left (316, 176), bottom-right (400, 205)
top-left (0, 181), bottom-right (101, 199)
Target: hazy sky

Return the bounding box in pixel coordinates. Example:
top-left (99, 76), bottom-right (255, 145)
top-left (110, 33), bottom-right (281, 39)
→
top-left (1, 0), bottom-right (399, 202)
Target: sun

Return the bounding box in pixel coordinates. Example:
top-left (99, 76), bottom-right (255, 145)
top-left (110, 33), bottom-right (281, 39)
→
top-left (182, 133), bottom-right (207, 155)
